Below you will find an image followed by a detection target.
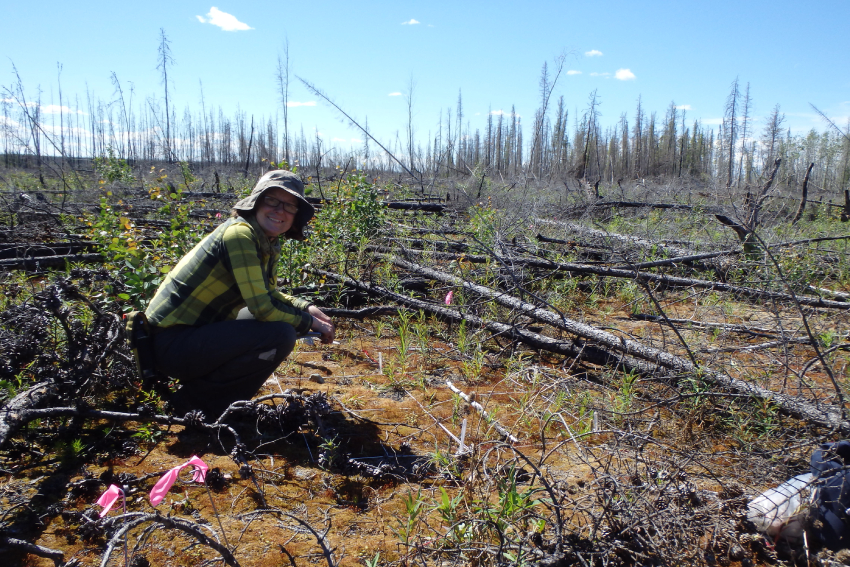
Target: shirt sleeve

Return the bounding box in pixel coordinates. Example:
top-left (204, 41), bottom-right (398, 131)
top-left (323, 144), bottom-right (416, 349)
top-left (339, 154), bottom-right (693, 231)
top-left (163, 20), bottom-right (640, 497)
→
top-left (272, 290), bottom-right (313, 311)
top-left (222, 223), bottom-right (313, 334)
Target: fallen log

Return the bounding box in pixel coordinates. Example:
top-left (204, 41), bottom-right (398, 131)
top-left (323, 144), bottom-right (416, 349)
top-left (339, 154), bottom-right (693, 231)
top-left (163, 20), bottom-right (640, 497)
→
top-left (806, 285), bottom-right (850, 302)
top-left (538, 231), bottom-right (850, 272)
top-left (697, 340), bottom-right (799, 354)
top-left (535, 218), bottom-right (698, 260)
top-left (534, 233), bottom-right (613, 252)
top-left (611, 249), bottom-right (741, 271)
top-left (0, 406), bottom-right (242, 453)
top-left (571, 201), bottom-right (699, 212)
top-left (312, 268), bottom-right (666, 377)
top-left (385, 255), bottom-right (850, 434)
top-left (0, 536), bottom-right (65, 566)
top-left (400, 226), bottom-right (463, 236)
top-left (389, 237), bottom-right (470, 253)
top-left (770, 234), bottom-right (850, 248)
top-left (303, 196), bottom-right (444, 213)
top-left (385, 201), bottom-right (445, 212)
top-left (0, 253), bottom-right (105, 270)
top-left (0, 241), bottom-right (98, 260)
top-left (321, 306), bottom-right (404, 319)
top-left (384, 247), bottom-right (850, 311)
top-left (0, 381), bottom-right (53, 450)
top-left (630, 314), bottom-right (810, 342)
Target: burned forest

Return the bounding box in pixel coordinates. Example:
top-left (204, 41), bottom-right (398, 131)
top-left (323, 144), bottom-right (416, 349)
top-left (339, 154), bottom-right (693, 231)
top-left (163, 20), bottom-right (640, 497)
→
top-left (1, 133), bottom-right (850, 567)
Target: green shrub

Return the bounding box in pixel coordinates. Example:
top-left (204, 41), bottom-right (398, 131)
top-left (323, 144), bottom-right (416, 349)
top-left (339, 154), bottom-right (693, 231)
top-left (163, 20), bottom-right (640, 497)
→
top-left (94, 147), bottom-right (134, 184)
top-left (280, 170), bottom-right (385, 284)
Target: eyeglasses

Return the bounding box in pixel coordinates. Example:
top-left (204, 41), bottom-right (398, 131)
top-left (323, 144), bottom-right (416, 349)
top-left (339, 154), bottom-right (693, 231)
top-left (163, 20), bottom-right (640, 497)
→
top-left (262, 195), bottom-right (299, 214)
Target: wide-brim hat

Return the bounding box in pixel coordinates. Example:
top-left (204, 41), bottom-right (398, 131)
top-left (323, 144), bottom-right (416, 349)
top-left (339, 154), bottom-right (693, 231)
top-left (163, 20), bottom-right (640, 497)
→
top-left (233, 170), bottom-right (315, 240)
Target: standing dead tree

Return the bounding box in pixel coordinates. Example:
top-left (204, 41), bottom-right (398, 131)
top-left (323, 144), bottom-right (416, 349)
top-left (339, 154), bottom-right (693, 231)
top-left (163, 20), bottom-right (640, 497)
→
top-left (792, 162), bottom-right (816, 224)
top-left (276, 39), bottom-right (291, 165)
top-left (156, 28), bottom-right (175, 162)
top-left (724, 77), bottom-right (740, 189)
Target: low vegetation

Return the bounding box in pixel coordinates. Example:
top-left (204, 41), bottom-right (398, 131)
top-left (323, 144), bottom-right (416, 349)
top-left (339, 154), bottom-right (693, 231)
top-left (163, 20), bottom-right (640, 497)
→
top-left (1, 158), bottom-right (849, 567)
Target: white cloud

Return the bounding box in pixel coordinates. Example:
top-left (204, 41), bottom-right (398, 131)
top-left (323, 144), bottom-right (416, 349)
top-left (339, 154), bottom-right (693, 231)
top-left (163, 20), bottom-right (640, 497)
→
top-left (0, 116), bottom-right (21, 127)
top-left (332, 137), bottom-right (347, 142)
top-left (351, 138), bottom-right (363, 143)
top-left (3, 99), bottom-right (38, 108)
top-left (401, 19), bottom-right (420, 25)
top-left (40, 104), bottom-right (85, 115)
top-left (585, 50), bottom-right (603, 57)
top-left (490, 110), bottom-right (520, 117)
top-left (286, 101), bottom-right (317, 107)
top-left (196, 7), bottom-right (252, 31)
top-left (675, 104), bottom-right (692, 110)
top-left (590, 72), bottom-right (610, 77)
top-left (567, 70), bottom-right (582, 75)
top-left (2, 100), bottom-right (86, 114)
top-left (703, 118), bottom-right (723, 125)
top-left (388, 92), bottom-right (402, 97)
top-left (615, 68), bottom-right (636, 81)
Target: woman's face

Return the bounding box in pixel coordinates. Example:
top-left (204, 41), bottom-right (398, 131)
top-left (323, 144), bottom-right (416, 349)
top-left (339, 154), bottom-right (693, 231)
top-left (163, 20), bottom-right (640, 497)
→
top-left (255, 187), bottom-right (299, 238)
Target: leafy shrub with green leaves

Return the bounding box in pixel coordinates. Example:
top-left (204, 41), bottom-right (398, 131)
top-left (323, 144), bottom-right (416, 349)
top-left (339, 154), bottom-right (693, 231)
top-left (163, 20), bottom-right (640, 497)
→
top-left (86, 196), bottom-right (160, 310)
top-left (86, 169), bottom-right (201, 311)
top-left (94, 146), bottom-right (134, 184)
top-left (280, 170), bottom-right (385, 285)
top-left (468, 199), bottom-right (498, 249)
top-left (315, 170), bottom-right (385, 242)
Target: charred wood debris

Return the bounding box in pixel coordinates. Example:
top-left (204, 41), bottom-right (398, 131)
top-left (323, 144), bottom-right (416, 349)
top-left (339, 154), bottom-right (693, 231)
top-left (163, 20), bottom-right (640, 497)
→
top-left (1, 187), bottom-right (849, 567)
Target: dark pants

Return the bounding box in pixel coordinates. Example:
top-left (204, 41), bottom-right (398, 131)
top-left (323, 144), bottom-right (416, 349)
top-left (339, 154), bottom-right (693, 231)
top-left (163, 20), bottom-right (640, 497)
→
top-left (153, 320), bottom-right (296, 420)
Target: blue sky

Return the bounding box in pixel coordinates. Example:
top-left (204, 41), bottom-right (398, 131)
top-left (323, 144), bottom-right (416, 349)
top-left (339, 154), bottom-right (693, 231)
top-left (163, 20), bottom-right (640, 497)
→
top-left (2, 0), bottom-right (848, 153)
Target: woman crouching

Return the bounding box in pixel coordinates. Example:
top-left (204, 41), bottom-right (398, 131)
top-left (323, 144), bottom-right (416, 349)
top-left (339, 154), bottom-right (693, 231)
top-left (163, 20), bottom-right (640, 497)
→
top-left (144, 170), bottom-right (334, 419)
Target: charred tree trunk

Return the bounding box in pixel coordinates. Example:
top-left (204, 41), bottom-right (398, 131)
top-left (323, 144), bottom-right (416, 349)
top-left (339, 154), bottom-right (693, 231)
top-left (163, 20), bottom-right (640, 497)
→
top-left (379, 246), bottom-right (850, 311)
top-left (792, 162), bottom-right (815, 225)
top-left (0, 382), bottom-right (52, 450)
top-left (392, 257), bottom-right (850, 433)
top-left (317, 264), bottom-right (850, 434)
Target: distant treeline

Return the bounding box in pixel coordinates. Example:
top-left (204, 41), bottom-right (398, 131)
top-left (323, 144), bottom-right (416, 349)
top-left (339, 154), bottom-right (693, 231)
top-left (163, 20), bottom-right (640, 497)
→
top-left (2, 73), bottom-right (848, 193)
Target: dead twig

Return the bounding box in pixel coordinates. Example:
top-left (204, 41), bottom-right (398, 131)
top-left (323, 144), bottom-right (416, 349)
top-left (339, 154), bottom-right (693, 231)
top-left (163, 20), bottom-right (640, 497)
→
top-left (99, 512), bottom-right (239, 567)
top-left (446, 380), bottom-right (519, 444)
top-left (0, 536), bottom-right (65, 566)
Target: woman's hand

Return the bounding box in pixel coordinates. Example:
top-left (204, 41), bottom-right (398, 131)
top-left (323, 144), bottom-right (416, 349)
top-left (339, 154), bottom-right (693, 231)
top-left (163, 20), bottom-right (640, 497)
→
top-left (308, 305), bottom-right (336, 344)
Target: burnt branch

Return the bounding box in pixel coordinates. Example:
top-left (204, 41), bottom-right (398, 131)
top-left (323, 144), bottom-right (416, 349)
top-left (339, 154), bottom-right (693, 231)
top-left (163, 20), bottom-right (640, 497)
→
top-left (99, 512), bottom-right (239, 567)
top-left (0, 535), bottom-right (65, 566)
top-left (386, 247), bottom-right (850, 311)
top-left (381, 256), bottom-right (850, 433)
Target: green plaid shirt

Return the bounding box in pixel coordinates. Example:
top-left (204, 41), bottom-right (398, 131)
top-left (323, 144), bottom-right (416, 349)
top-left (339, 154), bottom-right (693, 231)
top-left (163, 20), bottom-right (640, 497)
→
top-left (145, 215), bottom-right (313, 333)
